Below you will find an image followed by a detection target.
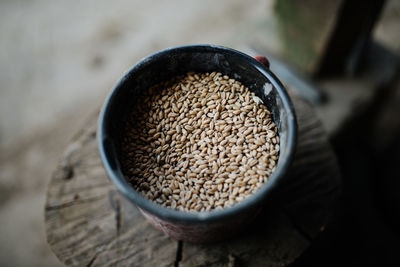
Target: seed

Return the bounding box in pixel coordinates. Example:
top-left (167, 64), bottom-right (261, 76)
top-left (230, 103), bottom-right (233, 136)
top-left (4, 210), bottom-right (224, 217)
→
top-left (162, 188), bottom-right (171, 196)
top-left (249, 159), bottom-right (258, 167)
top-left (121, 72), bottom-right (279, 212)
top-left (236, 138), bottom-right (245, 145)
top-left (184, 125), bottom-right (193, 131)
top-left (243, 128), bottom-right (252, 136)
top-left (216, 178), bottom-right (225, 184)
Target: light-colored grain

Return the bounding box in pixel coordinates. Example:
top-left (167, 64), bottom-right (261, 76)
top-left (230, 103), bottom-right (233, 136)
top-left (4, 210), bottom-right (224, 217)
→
top-left (122, 72), bottom-right (279, 212)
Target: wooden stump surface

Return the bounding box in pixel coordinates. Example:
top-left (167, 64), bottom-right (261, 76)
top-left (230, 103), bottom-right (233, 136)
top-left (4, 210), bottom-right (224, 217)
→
top-left (45, 91), bottom-right (341, 266)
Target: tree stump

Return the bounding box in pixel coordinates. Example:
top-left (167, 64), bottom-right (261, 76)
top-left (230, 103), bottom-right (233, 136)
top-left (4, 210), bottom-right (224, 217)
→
top-left (45, 91), bottom-right (341, 266)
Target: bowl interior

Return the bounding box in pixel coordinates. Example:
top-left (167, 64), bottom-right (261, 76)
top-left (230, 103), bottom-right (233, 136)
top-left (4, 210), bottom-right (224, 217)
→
top-left (98, 45), bottom-right (296, 223)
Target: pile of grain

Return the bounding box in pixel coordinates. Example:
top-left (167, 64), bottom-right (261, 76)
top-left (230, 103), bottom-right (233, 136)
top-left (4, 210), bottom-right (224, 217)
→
top-left (121, 72), bottom-right (279, 212)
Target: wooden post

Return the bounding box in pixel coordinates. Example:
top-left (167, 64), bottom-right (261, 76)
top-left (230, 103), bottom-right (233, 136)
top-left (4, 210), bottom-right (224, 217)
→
top-left (45, 91), bottom-right (341, 266)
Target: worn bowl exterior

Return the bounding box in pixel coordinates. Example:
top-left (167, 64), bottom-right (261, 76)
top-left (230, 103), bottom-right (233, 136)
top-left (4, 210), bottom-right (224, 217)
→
top-left (98, 45), bottom-right (297, 242)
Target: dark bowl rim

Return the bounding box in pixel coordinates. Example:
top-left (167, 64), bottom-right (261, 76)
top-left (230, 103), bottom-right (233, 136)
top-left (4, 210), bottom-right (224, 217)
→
top-left (98, 44), bottom-right (297, 223)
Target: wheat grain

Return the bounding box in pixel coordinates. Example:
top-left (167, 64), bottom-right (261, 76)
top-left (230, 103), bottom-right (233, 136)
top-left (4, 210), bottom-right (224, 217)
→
top-left (121, 72), bottom-right (279, 212)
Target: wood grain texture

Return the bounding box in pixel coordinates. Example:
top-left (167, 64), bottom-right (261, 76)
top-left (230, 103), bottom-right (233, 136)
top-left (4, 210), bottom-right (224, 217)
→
top-left (45, 91), bottom-right (341, 266)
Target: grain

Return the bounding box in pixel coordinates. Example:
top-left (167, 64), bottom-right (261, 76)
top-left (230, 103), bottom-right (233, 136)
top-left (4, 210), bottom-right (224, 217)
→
top-left (121, 72), bottom-right (279, 212)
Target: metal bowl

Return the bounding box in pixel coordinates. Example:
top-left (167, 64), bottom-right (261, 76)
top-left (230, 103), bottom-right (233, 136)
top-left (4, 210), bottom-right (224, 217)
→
top-left (98, 45), bottom-right (297, 243)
